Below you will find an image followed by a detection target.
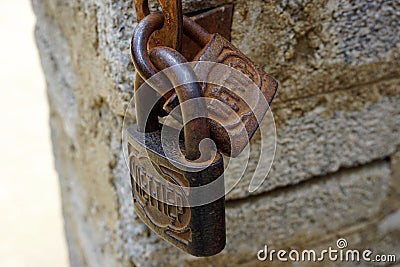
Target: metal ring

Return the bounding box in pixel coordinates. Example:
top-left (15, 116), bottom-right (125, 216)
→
top-left (131, 13), bottom-right (212, 81)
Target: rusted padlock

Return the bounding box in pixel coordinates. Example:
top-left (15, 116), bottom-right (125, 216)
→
top-left (128, 45), bottom-right (226, 257)
top-left (132, 13), bottom-right (278, 157)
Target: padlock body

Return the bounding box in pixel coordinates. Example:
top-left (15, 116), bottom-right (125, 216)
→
top-left (195, 34), bottom-right (278, 157)
top-left (165, 33), bottom-right (278, 157)
top-left (127, 124), bottom-right (226, 257)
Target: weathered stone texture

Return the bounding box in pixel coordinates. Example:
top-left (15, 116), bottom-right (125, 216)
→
top-left (230, 78), bottom-right (400, 199)
top-left (232, 0), bottom-right (400, 101)
top-left (33, 0), bottom-right (399, 266)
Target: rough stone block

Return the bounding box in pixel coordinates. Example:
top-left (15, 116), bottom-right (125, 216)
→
top-left (228, 79), bottom-right (400, 199)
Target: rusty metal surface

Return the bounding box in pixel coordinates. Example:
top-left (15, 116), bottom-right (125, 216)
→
top-left (129, 47), bottom-right (226, 256)
top-left (133, 0), bottom-right (183, 117)
top-left (131, 13), bottom-right (172, 125)
top-left (155, 0), bottom-right (183, 51)
top-left (134, 0), bottom-right (150, 22)
top-left (131, 13), bottom-right (164, 83)
top-left (134, 0), bottom-right (183, 51)
top-left (131, 12), bottom-right (178, 115)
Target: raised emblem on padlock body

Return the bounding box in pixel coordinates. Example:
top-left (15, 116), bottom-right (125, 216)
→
top-left (132, 13), bottom-right (278, 158)
top-left (129, 41), bottom-right (226, 256)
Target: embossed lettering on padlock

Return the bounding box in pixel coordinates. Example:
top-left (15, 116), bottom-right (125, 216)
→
top-left (127, 128), bottom-right (225, 257)
top-left (128, 45), bottom-right (226, 257)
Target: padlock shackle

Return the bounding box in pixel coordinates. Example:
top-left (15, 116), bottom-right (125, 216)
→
top-left (131, 13), bottom-right (165, 133)
top-left (131, 12), bottom-right (213, 160)
top-left (149, 47), bottom-right (210, 161)
top-left (131, 13), bottom-right (164, 80)
top-left (132, 12), bottom-right (212, 80)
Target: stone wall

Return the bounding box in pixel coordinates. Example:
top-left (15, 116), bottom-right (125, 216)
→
top-left (32, 0), bottom-right (400, 266)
